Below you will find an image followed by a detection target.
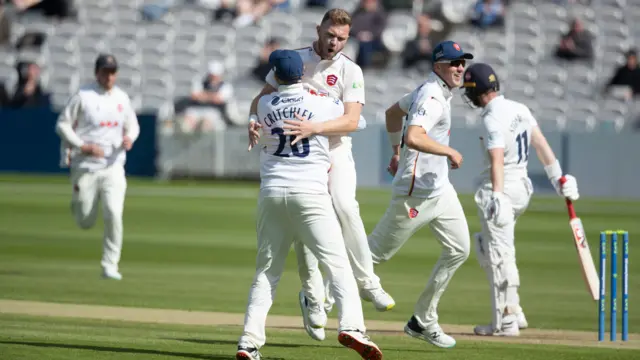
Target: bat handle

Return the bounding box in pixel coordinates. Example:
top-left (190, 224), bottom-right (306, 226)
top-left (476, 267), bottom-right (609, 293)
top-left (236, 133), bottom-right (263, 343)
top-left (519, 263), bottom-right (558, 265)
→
top-left (559, 176), bottom-right (577, 219)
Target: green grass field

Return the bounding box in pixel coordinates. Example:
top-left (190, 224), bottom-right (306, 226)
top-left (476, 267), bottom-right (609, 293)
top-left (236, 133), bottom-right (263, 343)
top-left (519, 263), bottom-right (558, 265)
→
top-left (0, 174), bottom-right (638, 359)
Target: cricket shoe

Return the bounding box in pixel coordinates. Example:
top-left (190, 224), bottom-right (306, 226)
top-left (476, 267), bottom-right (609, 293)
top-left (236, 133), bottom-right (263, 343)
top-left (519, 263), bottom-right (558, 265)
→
top-left (102, 269), bottom-right (122, 280)
top-left (474, 314), bottom-right (520, 336)
top-left (338, 330), bottom-right (383, 360)
top-left (298, 290), bottom-right (326, 341)
top-left (516, 311), bottom-right (528, 329)
top-left (360, 287), bottom-right (395, 312)
top-left (236, 346), bottom-right (261, 360)
top-left (404, 316), bottom-right (456, 348)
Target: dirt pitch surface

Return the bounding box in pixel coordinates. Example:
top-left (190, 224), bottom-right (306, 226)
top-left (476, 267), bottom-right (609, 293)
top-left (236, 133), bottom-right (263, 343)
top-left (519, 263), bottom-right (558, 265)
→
top-left (0, 299), bottom-right (637, 350)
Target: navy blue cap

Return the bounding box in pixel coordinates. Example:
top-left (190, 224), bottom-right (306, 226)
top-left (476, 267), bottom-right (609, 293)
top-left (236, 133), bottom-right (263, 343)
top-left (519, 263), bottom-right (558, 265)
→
top-left (432, 41), bottom-right (474, 63)
top-left (269, 49), bottom-right (304, 82)
top-left (462, 63), bottom-right (499, 92)
top-left (95, 53), bottom-right (118, 72)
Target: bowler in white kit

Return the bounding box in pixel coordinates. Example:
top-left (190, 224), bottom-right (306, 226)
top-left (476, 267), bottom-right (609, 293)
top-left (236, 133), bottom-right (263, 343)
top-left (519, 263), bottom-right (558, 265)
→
top-left (246, 8), bottom-right (394, 342)
top-left (55, 54), bottom-right (139, 280)
top-left (461, 63), bottom-right (580, 336)
top-left (236, 49), bottom-right (382, 360)
top-left (369, 41), bottom-right (472, 349)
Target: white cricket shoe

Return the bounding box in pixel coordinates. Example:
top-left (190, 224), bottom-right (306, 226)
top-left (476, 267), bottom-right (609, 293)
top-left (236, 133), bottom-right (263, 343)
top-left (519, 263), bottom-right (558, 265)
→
top-left (102, 269), bottom-right (122, 280)
top-left (404, 316), bottom-right (456, 348)
top-left (338, 330), bottom-right (383, 360)
top-left (360, 288), bottom-right (396, 312)
top-left (474, 314), bottom-right (520, 336)
top-left (236, 346), bottom-right (261, 360)
top-left (516, 311), bottom-right (528, 329)
top-left (298, 291), bottom-right (326, 341)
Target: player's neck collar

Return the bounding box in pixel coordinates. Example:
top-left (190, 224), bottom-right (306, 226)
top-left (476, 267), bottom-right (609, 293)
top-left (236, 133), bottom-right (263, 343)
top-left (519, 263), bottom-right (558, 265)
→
top-left (95, 82), bottom-right (112, 94)
top-left (278, 83), bottom-right (304, 93)
top-left (312, 42), bottom-right (341, 61)
top-left (480, 94), bottom-right (503, 116)
top-left (429, 72), bottom-right (452, 98)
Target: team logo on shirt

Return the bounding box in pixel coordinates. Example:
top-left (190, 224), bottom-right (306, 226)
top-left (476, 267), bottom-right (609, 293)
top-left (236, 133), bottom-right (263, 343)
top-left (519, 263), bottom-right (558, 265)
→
top-left (408, 208), bottom-right (419, 219)
top-left (326, 74), bottom-right (338, 86)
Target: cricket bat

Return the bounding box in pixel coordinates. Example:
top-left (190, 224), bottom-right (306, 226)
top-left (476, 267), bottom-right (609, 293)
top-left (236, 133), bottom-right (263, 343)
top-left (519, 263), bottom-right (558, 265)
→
top-left (559, 176), bottom-right (599, 301)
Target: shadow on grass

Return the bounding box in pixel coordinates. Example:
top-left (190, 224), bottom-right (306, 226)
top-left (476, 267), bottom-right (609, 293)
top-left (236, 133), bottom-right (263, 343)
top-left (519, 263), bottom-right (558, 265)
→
top-left (0, 340), bottom-right (239, 360)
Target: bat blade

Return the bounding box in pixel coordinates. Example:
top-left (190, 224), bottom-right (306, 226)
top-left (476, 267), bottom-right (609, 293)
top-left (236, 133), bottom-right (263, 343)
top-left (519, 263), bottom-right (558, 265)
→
top-left (569, 217), bottom-right (600, 301)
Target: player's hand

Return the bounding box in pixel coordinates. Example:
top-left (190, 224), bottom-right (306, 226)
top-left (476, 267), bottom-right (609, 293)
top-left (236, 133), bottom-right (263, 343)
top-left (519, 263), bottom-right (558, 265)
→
top-left (387, 154), bottom-right (400, 176)
top-left (80, 144), bottom-right (104, 158)
top-left (486, 192), bottom-right (513, 227)
top-left (248, 120), bottom-right (262, 151)
top-left (447, 148), bottom-right (463, 169)
top-left (283, 113), bottom-right (320, 145)
top-left (122, 136), bottom-right (133, 151)
top-left (556, 175), bottom-right (580, 201)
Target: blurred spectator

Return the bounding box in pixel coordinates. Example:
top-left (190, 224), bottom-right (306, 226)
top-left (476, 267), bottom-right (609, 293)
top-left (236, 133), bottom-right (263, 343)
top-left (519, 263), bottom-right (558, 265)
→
top-left (306, 0), bottom-right (328, 8)
top-left (16, 0), bottom-right (76, 19)
top-left (350, 0), bottom-right (387, 69)
top-left (603, 49), bottom-right (640, 100)
top-left (0, 1), bottom-right (10, 46)
top-left (469, 0), bottom-right (505, 29)
top-left (555, 18), bottom-right (593, 63)
top-left (179, 61), bottom-right (234, 133)
top-left (401, 13), bottom-right (434, 72)
top-left (214, 0), bottom-right (278, 28)
top-left (141, 0), bottom-right (175, 21)
top-left (252, 37), bottom-right (281, 82)
top-left (15, 31), bottom-right (46, 50)
top-left (9, 61), bottom-right (50, 108)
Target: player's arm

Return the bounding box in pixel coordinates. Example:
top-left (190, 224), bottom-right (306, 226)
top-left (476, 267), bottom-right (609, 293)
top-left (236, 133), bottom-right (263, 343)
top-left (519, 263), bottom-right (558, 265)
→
top-left (311, 101), bottom-right (361, 135)
top-left (483, 117), bottom-right (506, 193)
top-left (123, 99), bottom-right (140, 150)
top-left (530, 118), bottom-right (580, 200)
top-left (247, 81), bottom-right (277, 150)
top-left (385, 92), bottom-right (411, 155)
top-left (55, 94), bottom-right (103, 157)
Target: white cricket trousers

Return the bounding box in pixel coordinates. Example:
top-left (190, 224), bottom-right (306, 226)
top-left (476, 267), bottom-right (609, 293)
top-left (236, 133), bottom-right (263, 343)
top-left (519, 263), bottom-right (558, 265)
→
top-left (70, 164), bottom-right (127, 272)
top-left (239, 187), bottom-right (365, 349)
top-left (368, 184), bottom-right (470, 328)
top-left (293, 141), bottom-right (380, 307)
top-left (474, 177), bottom-right (533, 328)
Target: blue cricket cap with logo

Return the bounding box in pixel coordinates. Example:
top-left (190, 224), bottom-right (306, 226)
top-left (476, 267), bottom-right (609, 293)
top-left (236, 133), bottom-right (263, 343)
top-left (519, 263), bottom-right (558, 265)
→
top-left (463, 62), bottom-right (500, 92)
top-left (432, 40), bottom-right (474, 63)
top-left (269, 49), bottom-right (304, 83)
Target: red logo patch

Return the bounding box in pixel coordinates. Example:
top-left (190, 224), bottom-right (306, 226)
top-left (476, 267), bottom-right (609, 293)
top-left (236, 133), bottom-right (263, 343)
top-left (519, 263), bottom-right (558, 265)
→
top-left (117, 104), bottom-right (123, 112)
top-left (409, 208), bottom-right (419, 219)
top-left (453, 43), bottom-right (461, 51)
top-left (326, 74), bottom-right (338, 86)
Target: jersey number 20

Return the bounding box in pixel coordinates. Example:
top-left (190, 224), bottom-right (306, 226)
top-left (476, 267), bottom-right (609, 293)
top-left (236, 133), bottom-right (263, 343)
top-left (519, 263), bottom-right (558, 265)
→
top-left (516, 130), bottom-right (529, 164)
top-left (272, 127), bottom-right (310, 158)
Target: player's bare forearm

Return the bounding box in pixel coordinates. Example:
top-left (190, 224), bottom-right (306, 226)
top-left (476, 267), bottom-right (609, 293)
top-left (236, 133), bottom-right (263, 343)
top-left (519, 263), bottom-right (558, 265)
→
top-left (489, 148), bottom-right (505, 193)
top-left (531, 126), bottom-right (557, 166)
top-left (385, 102), bottom-right (406, 133)
top-left (250, 84), bottom-right (276, 116)
top-left (404, 125), bottom-right (452, 156)
top-left (315, 102), bottom-right (361, 135)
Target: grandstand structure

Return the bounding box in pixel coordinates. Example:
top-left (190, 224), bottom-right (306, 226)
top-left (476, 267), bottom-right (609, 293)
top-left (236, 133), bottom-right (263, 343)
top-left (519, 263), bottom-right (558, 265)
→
top-left (0, 0), bottom-right (637, 132)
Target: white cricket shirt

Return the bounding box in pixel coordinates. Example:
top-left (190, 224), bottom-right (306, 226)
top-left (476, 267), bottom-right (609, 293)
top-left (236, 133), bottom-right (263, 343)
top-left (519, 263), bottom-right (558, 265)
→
top-left (265, 45), bottom-right (365, 149)
top-left (257, 83), bottom-right (345, 193)
top-left (478, 95), bottom-right (538, 182)
top-left (392, 72), bottom-right (453, 198)
top-left (56, 83), bottom-right (140, 171)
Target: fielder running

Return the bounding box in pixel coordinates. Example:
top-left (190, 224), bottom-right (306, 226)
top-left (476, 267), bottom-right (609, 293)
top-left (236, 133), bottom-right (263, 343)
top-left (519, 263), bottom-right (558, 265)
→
top-left (461, 63), bottom-right (580, 336)
top-left (246, 8), bottom-right (394, 341)
top-left (55, 54), bottom-right (139, 280)
top-left (369, 41), bottom-right (472, 349)
top-left (236, 49), bottom-right (382, 360)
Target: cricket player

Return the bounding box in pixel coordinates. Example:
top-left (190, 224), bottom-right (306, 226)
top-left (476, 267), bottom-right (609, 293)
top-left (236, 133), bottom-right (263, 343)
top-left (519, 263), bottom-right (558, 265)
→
top-left (236, 49), bottom-right (382, 360)
top-left (461, 63), bottom-right (580, 336)
top-left (369, 41), bottom-right (472, 349)
top-left (246, 8), bottom-right (394, 341)
top-left (55, 54), bottom-right (139, 280)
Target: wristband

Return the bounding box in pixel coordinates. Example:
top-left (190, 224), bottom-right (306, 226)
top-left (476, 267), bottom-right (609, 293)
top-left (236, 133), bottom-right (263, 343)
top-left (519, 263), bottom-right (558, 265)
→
top-left (388, 130), bottom-right (403, 146)
top-left (544, 159), bottom-right (562, 181)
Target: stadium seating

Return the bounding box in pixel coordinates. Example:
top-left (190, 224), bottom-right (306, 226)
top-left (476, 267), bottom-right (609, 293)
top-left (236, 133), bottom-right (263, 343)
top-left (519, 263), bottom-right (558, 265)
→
top-left (0, 0), bottom-right (637, 132)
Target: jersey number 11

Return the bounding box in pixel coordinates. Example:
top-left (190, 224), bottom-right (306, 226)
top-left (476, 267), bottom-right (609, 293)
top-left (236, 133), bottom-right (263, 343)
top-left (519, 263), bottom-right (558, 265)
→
top-left (516, 130), bottom-right (529, 164)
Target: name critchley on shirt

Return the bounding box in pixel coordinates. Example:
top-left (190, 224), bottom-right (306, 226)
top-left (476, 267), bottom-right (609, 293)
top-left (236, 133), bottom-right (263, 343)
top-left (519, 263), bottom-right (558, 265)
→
top-left (262, 100), bottom-right (316, 128)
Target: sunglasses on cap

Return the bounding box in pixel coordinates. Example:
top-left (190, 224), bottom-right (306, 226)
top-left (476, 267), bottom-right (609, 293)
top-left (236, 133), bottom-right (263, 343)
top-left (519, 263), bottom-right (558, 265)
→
top-left (437, 59), bottom-right (466, 67)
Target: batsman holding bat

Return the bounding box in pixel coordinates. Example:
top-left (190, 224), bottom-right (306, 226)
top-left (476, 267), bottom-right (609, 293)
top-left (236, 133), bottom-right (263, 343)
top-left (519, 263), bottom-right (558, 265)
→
top-left (461, 63), bottom-right (580, 336)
